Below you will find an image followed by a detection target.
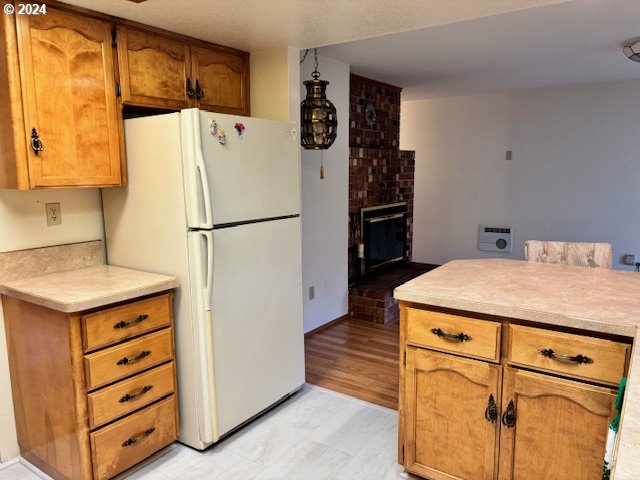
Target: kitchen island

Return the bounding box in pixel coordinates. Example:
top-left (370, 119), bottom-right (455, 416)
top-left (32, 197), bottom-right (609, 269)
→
top-left (394, 258), bottom-right (640, 480)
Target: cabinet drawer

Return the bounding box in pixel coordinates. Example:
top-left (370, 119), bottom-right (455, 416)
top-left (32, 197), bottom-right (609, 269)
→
top-left (508, 325), bottom-right (629, 385)
top-left (91, 395), bottom-right (177, 480)
top-left (406, 308), bottom-right (501, 362)
top-left (84, 329), bottom-right (173, 390)
top-left (82, 293), bottom-right (172, 352)
top-left (88, 362), bottom-right (175, 429)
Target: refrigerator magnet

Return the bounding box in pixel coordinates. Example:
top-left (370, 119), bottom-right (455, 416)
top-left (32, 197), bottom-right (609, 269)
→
top-left (218, 130), bottom-right (226, 145)
top-left (208, 119), bottom-right (217, 136)
top-left (234, 122), bottom-right (245, 139)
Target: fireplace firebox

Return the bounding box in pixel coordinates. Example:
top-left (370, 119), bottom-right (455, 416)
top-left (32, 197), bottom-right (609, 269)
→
top-left (360, 202), bottom-right (408, 277)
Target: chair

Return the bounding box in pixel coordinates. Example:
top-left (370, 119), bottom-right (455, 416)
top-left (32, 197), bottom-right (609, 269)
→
top-left (523, 240), bottom-right (613, 269)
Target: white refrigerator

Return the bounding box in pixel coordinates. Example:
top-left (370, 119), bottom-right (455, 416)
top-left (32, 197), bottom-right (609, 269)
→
top-left (102, 109), bottom-right (305, 450)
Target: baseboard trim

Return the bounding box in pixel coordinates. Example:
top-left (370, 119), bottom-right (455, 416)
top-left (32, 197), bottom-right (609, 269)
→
top-left (304, 314), bottom-right (348, 338)
top-left (0, 457), bottom-right (19, 471)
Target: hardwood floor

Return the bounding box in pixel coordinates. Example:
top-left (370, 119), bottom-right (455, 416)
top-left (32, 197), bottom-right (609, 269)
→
top-left (305, 318), bottom-right (400, 410)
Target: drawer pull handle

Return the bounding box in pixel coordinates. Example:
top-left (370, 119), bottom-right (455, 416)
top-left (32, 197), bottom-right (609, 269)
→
top-left (485, 394), bottom-right (498, 423)
top-left (122, 427), bottom-right (156, 447)
top-left (116, 350), bottom-right (151, 366)
top-left (502, 400), bottom-right (516, 428)
top-left (119, 385), bottom-right (153, 403)
top-left (539, 348), bottom-right (593, 365)
top-left (114, 314), bottom-right (149, 330)
top-left (431, 328), bottom-right (472, 342)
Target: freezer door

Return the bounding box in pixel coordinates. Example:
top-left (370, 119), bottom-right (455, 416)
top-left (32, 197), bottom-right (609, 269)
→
top-left (210, 217), bottom-right (305, 437)
top-left (194, 110), bottom-right (300, 226)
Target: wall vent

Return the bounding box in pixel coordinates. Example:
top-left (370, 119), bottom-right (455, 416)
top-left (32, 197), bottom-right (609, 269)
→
top-left (478, 225), bottom-right (513, 253)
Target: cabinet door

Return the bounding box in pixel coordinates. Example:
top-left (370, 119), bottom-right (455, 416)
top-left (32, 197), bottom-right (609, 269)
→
top-left (117, 27), bottom-right (192, 109)
top-left (499, 367), bottom-right (616, 480)
top-left (404, 347), bottom-right (501, 480)
top-left (16, 8), bottom-right (122, 187)
top-left (191, 46), bottom-right (249, 115)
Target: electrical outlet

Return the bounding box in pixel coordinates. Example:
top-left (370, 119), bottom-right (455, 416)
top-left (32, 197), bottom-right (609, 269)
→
top-left (309, 286), bottom-right (315, 300)
top-left (624, 254), bottom-right (635, 266)
top-left (46, 202), bottom-right (62, 226)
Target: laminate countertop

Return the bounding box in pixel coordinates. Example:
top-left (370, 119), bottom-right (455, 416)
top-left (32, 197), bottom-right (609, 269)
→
top-left (394, 258), bottom-right (640, 479)
top-left (0, 265), bottom-right (179, 313)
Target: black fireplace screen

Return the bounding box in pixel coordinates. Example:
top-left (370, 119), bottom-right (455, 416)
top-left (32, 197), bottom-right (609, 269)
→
top-left (361, 202), bottom-right (407, 275)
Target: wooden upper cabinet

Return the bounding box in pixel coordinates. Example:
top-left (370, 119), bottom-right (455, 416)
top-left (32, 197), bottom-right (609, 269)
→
top-left (404, 347), bottom-right (501, 480)
top-left (115, 27), bottom-right (250, 115)
top-left (15, 8), bottom-right (123, 188)
top-left (192, 46), bottom-right (249, 115)
top-left (116, 27), bottom-right (192, 110)
top-left (499, 367), bottom-right (616, 480)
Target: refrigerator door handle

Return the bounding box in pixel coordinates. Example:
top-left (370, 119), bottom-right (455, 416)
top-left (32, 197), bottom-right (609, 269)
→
top-left (189, 230), bottom-right (217, 444)
top-left (194, 114), bottom-right (213, 228)
top-left (201, 230), bottom-right (214, 310)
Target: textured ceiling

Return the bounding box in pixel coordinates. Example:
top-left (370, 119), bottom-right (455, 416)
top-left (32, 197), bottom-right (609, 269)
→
top-left (319, 0), bottom-right (640, 99)
top-left (61, 0), bottom-right (640, 99)
top-left (62, 0), bottom-right (569, 51)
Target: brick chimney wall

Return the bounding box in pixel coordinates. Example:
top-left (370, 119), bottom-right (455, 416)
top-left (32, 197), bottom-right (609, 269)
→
top-left (348, 74), bottom-right (415, 282)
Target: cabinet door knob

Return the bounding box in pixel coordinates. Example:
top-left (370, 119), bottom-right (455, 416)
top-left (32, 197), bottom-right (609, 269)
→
top-left (430, 328), bottom-right (472, 343)
top-left (187, 78), bottom-right (195, 98)
top-left (195, 79), bottom-right (204, 100)
top-left (31, 128), bottom-right (44, 156)
top-left (502, 400), bottom-right (516, 428)
top-left (539, 348), bottom-right (593, 365)
top-left (485, 394), bottom-right (498, 423)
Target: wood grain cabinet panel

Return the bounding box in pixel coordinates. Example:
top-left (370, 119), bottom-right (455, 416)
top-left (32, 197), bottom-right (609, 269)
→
top-left (117, 27), bottom-right (192, 109)
top-left (508, 324), bottom-right (629, 386)
top-left (2, 291), bottom-right (178, 480)
top-left (15, 7), bottom-right (123, 187)
top-left (82, 293), bottom-right (172, 352)
top-left (192, 46), bottom-right (249, 115)
top-left (406, 308), bottom-right (501, 362)
top-left (116, 28), bottom-right (249, 115)
top-left (87, 362), bottom-right (175, 429)
top-left (499, 367), bottom-right (616, 480)
top-left (398, 302), bottom-right (628, 480)
top-left (91, 396), bottom-right (177, 480)
top-left (404, 347), bottom-right (501, 480)
top-left (84, 329), bottom-right (173, 390)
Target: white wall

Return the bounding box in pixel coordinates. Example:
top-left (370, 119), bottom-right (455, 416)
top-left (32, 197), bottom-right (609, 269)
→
top-left (300, 55), bottom-right (350, 333)
top-left (0, 189), bottom-right (104, 462)
top-left (401, 79), bottom-right (640, 269)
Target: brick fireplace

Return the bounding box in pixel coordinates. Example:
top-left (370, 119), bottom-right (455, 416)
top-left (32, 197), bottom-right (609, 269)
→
top-left (347, 74), bottom-right (425, 324)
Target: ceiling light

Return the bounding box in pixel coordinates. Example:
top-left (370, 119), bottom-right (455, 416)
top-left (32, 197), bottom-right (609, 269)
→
top-left (623, 41), bottom-right (640, 62)
top-left (300, 49), bottom-right (338, 151)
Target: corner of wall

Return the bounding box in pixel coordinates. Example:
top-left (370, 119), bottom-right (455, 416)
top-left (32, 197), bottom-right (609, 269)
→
top-left (249, 46), bottom-right (290, 122)
top-left (300, 54), bottom-right (351, 333)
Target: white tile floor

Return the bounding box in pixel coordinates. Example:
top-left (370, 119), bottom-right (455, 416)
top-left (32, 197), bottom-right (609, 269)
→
top-left (0, 385), bottom-right (420, 480)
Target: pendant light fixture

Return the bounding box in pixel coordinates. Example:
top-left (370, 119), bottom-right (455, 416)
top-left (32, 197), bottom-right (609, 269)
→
top-left (300, 48), bottom-right (338, 150)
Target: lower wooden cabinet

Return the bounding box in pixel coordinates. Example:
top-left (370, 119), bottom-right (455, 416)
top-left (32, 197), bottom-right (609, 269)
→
top-left (3, 291), bottom-right (178, 480)
top-left (499, 367), bottom-right (616, 480)
top-left (404, 348), bottom-right (500, 480)
top-left (399, 302), bottom-right (625, 480)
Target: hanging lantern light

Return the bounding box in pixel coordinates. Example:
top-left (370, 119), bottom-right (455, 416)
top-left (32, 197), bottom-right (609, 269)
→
top-left (300, 48), bottom-right (337, 150)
